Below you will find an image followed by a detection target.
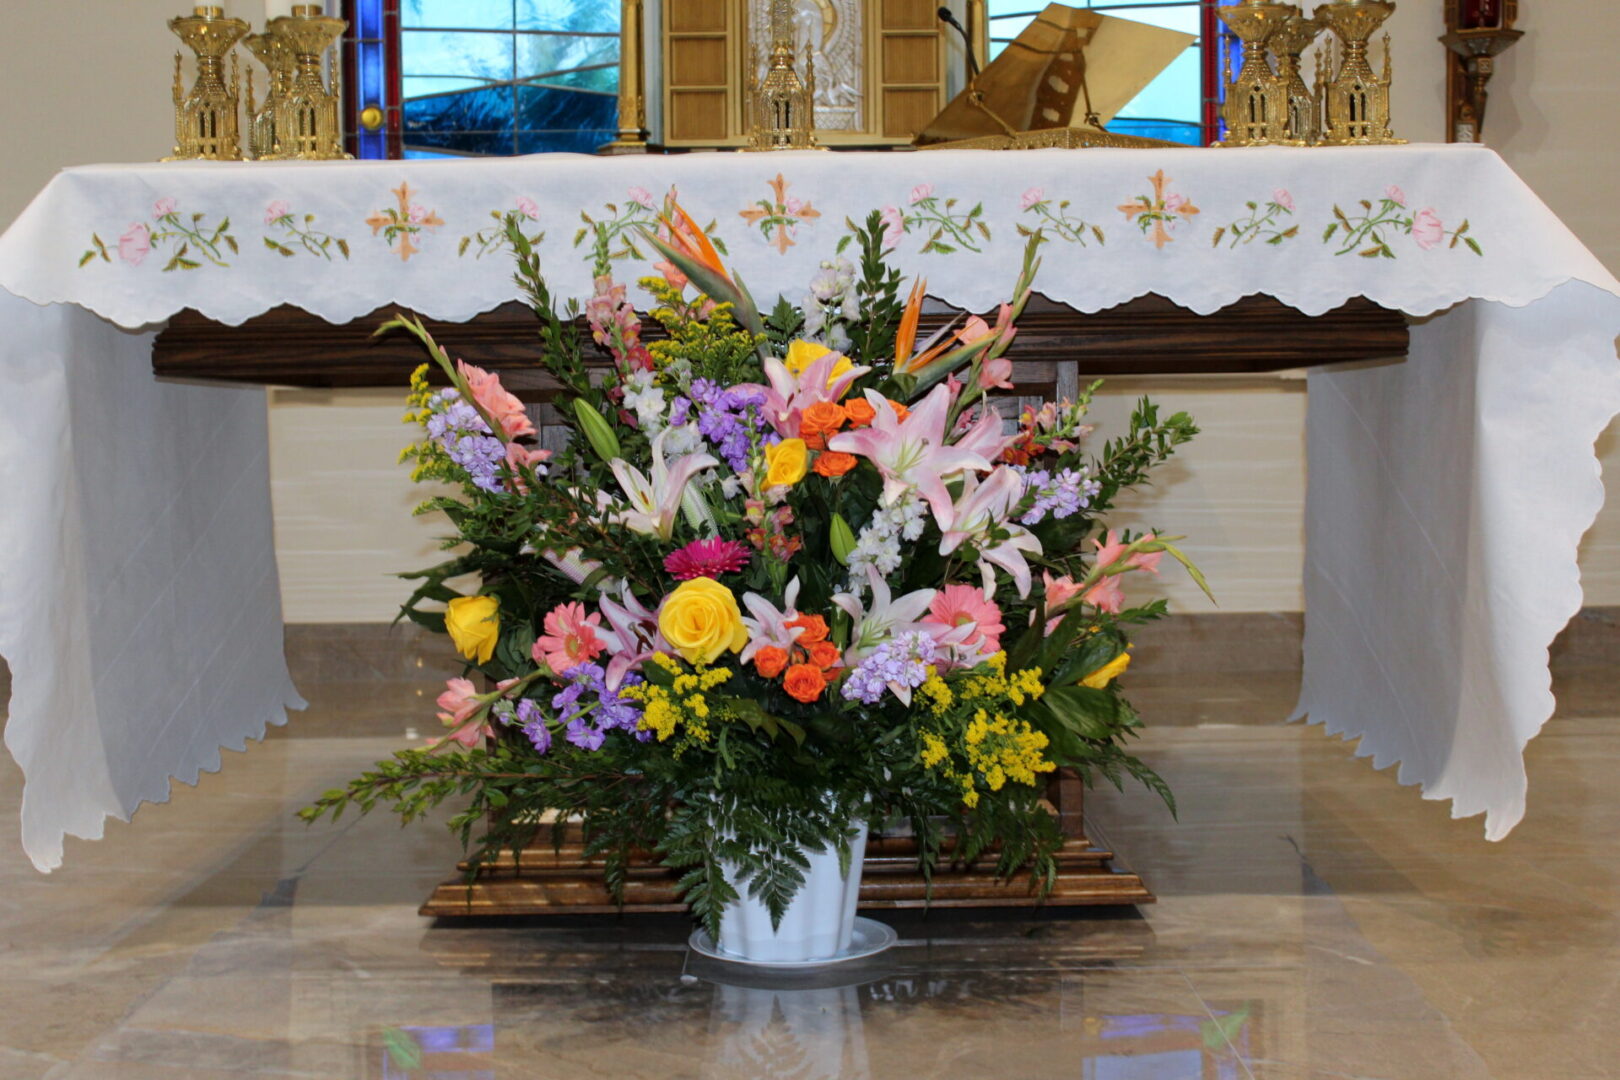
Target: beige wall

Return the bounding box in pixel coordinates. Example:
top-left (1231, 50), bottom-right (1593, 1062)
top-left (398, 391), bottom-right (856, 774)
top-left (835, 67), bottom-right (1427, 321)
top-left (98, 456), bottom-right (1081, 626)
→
top-left (1, 0), bottom-right (1616, 619)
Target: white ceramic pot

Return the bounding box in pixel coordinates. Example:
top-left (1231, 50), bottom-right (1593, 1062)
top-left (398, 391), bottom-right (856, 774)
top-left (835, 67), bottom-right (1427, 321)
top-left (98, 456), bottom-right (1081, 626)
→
top-left (716, 820), bottom-right (869, 964)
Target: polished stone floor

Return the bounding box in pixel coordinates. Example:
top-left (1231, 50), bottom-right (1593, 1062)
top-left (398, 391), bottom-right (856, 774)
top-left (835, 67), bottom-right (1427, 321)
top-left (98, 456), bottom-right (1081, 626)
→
top-left (1, 633), bottom-right (1617, 1079)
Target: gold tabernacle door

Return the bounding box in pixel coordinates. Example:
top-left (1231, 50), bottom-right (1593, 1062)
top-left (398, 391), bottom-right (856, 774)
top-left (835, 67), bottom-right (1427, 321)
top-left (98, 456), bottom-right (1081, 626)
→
top-left (915, 3), bottom-right (1195, 151)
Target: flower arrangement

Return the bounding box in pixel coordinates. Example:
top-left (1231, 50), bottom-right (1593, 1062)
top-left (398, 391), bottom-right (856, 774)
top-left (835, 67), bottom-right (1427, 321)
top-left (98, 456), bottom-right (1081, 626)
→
top-left (303, 202), bottom-right (1207, 934)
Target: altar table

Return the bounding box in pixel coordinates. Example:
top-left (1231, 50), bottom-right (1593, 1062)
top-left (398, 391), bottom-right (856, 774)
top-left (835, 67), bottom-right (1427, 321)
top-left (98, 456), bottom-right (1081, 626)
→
top-left (1, 146), bottom-right (1616, 872)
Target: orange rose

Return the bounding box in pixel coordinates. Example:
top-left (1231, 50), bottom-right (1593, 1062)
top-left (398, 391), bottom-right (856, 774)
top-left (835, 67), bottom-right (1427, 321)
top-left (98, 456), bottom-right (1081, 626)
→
top-left (786, 613), bottom-right (829, 643)
top-left (842, 398), bottom-right (876, 427)
top-left (803, 432), bottom-right (827, 451)
top-left (783, 663), bottom-right (827, 703)
top-left (886, 400), bottom-right (911, 423)
top-left (754, 645), bottom-right (789, 679)
top-left (801, 401), bottom-right (847, 438)
top-left (807, 640), bottom-right (843, 670)
top-left (813, 451), bottom-right (857, 478)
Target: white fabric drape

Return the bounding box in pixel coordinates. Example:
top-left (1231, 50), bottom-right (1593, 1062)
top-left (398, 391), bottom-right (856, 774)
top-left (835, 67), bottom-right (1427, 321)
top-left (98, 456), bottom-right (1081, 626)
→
top-left (0, 146), bottom-right (1614, 867)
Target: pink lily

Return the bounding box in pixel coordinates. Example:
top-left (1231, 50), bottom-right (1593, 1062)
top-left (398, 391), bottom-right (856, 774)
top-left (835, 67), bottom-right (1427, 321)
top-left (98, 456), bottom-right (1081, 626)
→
top-left (748, 351), bottom-right (871, 438)
top-left (595, 587), bottom-right (666, 689)
top-left (832, 568), bottom-right (938, 662)
top-left (935, 466), bottom-right (1044, 597)
top-left (608, 428), bottom-right (719, 541)
top-left (739, 577), bottom-right (805, 663)
top-left (827, 385), bottom-right (997, 521)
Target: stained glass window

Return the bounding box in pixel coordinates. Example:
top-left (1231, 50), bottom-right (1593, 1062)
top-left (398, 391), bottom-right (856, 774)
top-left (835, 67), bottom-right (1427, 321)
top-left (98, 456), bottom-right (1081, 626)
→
top-left (985, 1), bottom-right (1237, 146)
top-left (345, 0), bottom-right (620, 158)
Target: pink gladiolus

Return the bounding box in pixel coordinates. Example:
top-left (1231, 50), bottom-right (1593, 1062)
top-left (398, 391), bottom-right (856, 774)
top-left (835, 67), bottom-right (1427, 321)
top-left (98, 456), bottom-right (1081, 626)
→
top-left (909, 183), bottom-right (934, 205)
top-left (1384, 184), bottom-right (1406, 207)
top-left (1021, 187), bottom-right (1045, 211)
top-left (1040, 570), bottom-right (1084, 633)
top-left (504, 443), bottom-right (551, 492)
top-left (153, 197), bottom-right (177, 218)
top-left (1093, 528), bottom-right (1131, 571)
top-left (979, 356), bottom-right (1014, 391)
top-left (1128, 532), bottom-right (1163, 574)
top-left (117, 223), bottom-right (151, 264)
top-left (879, 206), bottom-right (905, 250)
top-left (533, 602), bottom-right (606, 674)
top-left (956, 315), bottom-right (992, 345)
top-left (264, 199), bottom-right (291, 225)
top-left (457, 359), bottom-right (535, 440)
top-left (1273, 188), bottom-right (1294, 212)
top-left (1083, 575), bottom-right (1126, 615)
top-left (436, 677), bottom-right (492, 747)
top-left (925, 584), bottom-right (1005, 655)
top-left (1412, 207), bottom-right (1444, 250)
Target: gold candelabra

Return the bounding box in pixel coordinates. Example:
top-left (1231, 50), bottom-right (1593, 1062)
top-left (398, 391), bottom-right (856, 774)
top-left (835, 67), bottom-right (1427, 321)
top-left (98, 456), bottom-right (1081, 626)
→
top-left (1315, 0), bottom-right (1404, 145)
top-left (744, 0), bottom-right (818, 151)
top-left (165, 5), bottom-right (249, 160)
top-left (242, 30), bottom-right (294, 160)
top-left (1270, 11), bottom-right (1325, 145)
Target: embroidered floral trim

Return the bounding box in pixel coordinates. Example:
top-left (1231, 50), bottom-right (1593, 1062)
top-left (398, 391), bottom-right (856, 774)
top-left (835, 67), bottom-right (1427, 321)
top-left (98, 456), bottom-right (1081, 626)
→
top-left (739, 173), bottom-right (821, 254)
top-left (1018, 187), bottom-right (1104, 246)
top-left (1117, 170), bottom-right (1199, 249)
top-left (366, 182), bottom-right (443, 261)
top-left (880, 184), bottom-right (989, 254)
top-left (81, 197), bottom-right (237, 270)
top-left (1213, 189), bottom-right (1299, 248)
top-left (460, 197), bottom-right (544, 258)
top-left (572, 186), bottom-right (661, 265)
top-left (1323, 185), bottom-right (1480, 258)
top-left (262, 201), bottom-right (349, 260)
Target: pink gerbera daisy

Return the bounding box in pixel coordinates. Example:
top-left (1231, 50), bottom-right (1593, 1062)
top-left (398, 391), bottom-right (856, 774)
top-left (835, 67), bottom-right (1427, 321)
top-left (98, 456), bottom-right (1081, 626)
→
top-left (664, 538), bottom-right (752, 581)
top-left (532, 602), bottom-right (605, 674)
top-left (924, 584), bottom-right (1006, 655)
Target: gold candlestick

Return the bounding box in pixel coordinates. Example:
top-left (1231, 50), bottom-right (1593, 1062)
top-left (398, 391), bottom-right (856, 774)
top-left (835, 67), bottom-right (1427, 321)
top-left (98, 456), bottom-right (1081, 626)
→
top-left (744, 0), bottom-right (817, 151)
top-left (1270, 10), bottom-right (1325, 144)
top-left (164, 5), bottom-right (249, 161)
top-left (242, 30), bottom-right (294, 159)
top-left (1315, 0), bottom-right (1404, 145)
top-left (263, 4), bottom-right (351, 160)
top-left (1214, 1), bottom-right (1294, 146)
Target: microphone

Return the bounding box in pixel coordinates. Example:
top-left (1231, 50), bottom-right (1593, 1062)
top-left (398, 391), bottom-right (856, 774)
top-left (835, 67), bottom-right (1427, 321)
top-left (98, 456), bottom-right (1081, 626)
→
top-left (937, 6), bottom-right (981, 80)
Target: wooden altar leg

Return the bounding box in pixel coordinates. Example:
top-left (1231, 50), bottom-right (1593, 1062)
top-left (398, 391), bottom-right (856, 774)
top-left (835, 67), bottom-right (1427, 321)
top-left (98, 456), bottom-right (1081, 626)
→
top-left (419, 767), bottom-right (1153, 917)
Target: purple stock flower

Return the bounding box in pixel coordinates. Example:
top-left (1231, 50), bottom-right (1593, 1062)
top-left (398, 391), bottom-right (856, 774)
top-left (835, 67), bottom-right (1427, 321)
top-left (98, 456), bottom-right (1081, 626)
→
top-left (551, 663), bottom-right (647, 750)
top-left (1019, 467), bottom-right (1099, 525)
top-left (515, 698), bottom-right (551, 754)
top-left (841, 632), bottom-right (936, 705)
top-left (689, 380), bottom-right (775, 472)
top-left (426, 389), bottom-right (506, 493)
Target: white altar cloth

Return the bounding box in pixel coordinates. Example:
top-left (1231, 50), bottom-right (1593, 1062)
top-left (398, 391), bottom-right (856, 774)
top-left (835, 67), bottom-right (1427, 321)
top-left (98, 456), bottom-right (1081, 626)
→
top-left (0, 146), bottom-right (1615, 869)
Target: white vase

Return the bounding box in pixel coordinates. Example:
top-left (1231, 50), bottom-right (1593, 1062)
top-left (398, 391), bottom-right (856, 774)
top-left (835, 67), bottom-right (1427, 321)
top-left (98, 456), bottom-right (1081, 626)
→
top-left (715, 820), bottom-right (869, 963)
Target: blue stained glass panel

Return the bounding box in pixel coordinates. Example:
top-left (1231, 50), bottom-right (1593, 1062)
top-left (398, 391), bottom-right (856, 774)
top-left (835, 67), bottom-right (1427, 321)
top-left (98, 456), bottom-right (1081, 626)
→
top-left (515, 0), bottom-right (622, 34)
top-left (402, 0), bottom-right (518, 30)
top-left (402, 30), bottom-right (515, 84)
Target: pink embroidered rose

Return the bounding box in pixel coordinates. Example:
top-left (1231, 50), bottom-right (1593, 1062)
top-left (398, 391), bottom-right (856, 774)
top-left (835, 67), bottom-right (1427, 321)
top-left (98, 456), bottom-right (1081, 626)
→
top-left (1272, 188), bottom-right (1295, 212)
top-left (1021, 187), bottom-right (1045, 211)
top-left (117, 223), bottom-right (151, 265)
top-left (1411, 207), bottom-right (1444, 250)
top-left (627, 186), bottom-right (655, 210)
top-left (152, 197), bottom-right (177, 218)
top-left (784, 196), bottom-right (804, 215)
top-left (263, 200), bottom-right (291, 225)
top-left (1384, 184), bottom-right (1406, 207)
top-left (514, 196), bottom-right (540, 220)
top-left (909, 183), bottom-right (934, 205)
top-left (407, 203), bottom-right (430, 224)
top-left (1164, 193), bottom-right (1186, 212)
top-left (878, 205), bottom-right (905, 250)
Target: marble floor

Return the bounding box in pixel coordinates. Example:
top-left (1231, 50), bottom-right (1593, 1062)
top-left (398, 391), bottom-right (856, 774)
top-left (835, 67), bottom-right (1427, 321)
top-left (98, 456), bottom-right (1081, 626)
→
top-left (0, 635), bottom-right (1617, 1080)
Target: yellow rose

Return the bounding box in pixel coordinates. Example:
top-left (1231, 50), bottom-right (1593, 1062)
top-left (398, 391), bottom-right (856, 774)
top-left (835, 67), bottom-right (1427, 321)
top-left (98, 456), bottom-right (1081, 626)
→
top-left (658, 578), bottom-right (748, 666)
top-left (1080, 649), bottom-right (1131, 689)
top-left (764, 438), bottom-right (809, 487)
top-left (445, 595), bottom-right (500, 664)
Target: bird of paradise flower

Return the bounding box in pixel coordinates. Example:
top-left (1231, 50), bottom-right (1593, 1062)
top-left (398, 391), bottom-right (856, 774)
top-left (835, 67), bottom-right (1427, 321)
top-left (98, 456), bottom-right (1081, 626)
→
top-left (365, 182), bottom-right (444, 261)
top-left (738, 173), bottom-right (821, 254)
top-left (1117, 170), bottom-right (1200, 249)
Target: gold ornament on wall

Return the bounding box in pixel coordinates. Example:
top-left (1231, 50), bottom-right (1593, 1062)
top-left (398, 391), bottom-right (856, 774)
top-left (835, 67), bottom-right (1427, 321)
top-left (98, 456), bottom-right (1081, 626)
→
top-left (745, 0), bottom-right (819, 151)
top-left (1440, 0), bottom-right (1522, 144)
top-left (1315, 0), bottom-right (1404, 145)
top-left (165, 6), bottom-right (249, 161)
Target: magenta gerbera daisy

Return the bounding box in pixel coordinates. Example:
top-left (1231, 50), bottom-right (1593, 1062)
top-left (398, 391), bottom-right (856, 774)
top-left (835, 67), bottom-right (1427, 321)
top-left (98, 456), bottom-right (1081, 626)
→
top-left (665, 538), bottom-right (752, 581)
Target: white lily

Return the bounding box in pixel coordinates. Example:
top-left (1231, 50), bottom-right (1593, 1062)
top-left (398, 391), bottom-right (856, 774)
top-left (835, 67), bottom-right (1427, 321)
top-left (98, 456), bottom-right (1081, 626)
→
top-left (833, 568), bottom-right (938, 664)
top-left (608, 429), bottom-right (719, 541)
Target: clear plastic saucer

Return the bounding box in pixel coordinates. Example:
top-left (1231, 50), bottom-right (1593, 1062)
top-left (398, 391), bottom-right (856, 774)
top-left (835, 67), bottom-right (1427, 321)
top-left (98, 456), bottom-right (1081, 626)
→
top-left (688, 916), bottom-right (897, 969)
